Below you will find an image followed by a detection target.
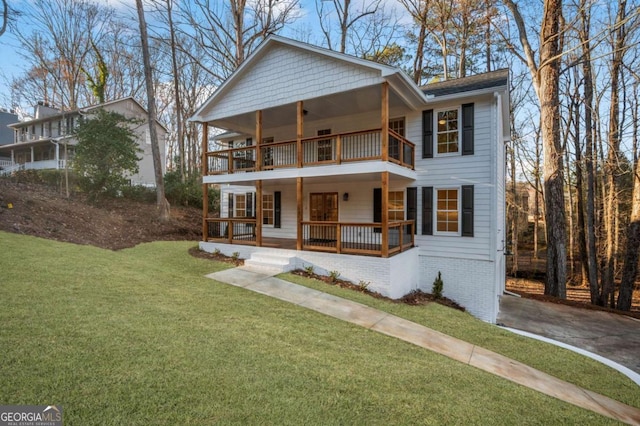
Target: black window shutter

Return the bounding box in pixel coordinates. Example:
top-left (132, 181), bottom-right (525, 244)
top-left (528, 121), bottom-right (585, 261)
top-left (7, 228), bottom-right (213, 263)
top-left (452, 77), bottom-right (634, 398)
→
top-left (246, 192), bottom-right (253, 217)
top-left (462, 103), bottom-right (474, 156)
top-left (461, 185), bottom-right (474, 237)
top-left (228, 193), bottom-right (234, 217)
top-left (422, 187), bottom-right (433, 235)
top-left (373, 188), bottom-right (382, 223)
top-left (373, 188), bottom-right (382, 233)
top-left (422, 109), bottom-right (433, 158)
top-left (274, 191), bottom-right (281, 228)
top-left (407, 187), bottom-right (417, 234)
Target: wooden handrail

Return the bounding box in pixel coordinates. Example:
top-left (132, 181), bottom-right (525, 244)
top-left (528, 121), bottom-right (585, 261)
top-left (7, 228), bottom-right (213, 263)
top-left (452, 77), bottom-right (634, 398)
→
top-left (206, 128), bottom-right (415, 175)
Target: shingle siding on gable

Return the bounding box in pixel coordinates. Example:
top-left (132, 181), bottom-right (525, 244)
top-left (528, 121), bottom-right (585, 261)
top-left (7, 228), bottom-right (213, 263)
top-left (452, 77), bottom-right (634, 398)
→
top-left (209, 45), bottom-right (383, 119)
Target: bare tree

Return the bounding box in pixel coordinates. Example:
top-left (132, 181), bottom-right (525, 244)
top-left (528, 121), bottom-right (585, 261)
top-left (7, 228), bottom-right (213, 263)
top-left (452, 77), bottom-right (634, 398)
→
top-left (136, 0), bottom-right (170, 221)
top-left (316, 0), bottom-right (382, 53)
top-left (504, 0), bottom-right (568, 298)
top-left (618, 77), bottom-right (640, 310)
top-left (1, 0), bottom-right (9, 38)
top-left (181, 0), bottom-right (300, 84)
top-left (600, 0), bottom-right (629, 307)
top-left (14, 0), bottom-right (113, 109)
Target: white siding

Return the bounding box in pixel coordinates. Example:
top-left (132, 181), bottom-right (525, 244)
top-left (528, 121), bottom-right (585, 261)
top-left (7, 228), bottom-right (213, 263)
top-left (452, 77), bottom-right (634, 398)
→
top-left (207, 44), bottom-right (383, 120)
top-left (408, 96), bottom-right (496, 261)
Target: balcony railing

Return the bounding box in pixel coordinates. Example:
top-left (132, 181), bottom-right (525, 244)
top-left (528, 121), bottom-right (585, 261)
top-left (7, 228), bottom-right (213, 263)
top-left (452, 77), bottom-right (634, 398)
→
top-left (204, 218), bottom-right (415, 257)
top-left (205, 128), bottom-right (415, 175)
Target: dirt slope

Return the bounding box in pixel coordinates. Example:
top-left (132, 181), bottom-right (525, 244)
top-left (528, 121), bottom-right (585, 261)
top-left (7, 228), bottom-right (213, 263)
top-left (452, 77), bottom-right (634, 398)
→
top-left (0, 180), bottom-right (201, 250)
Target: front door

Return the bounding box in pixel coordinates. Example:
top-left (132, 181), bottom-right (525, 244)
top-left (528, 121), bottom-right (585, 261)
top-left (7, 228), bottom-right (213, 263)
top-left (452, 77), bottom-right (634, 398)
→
top-left (310, 192), bottom-right (338, 241)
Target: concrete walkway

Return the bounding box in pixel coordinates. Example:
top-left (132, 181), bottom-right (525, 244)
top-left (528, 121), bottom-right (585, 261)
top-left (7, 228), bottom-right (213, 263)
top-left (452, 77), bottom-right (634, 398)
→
top-left (207, 267), bottom-right (640, 425)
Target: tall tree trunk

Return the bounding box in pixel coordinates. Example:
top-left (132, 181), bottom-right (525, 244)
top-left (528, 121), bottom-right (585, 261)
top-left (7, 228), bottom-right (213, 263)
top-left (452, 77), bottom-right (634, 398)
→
top-left (503, 0), bottom-right (568, 296)
top-left (510, 143), bottom-right (519, 275)
top-left (539, 0), bottom-right (567, 298)
top-left (485, 0), bottom-right (491, 72)
top-left (571, 66), bottom-right (588, 287)
top-left (618, 81), bottom-right (640, 310)
top-left (534, 126), bottom-right (542, 259)
top-left (166, 0), bottom-right (185, 181)
top-left (601, 0), bottom-right (627, 307)
top-left (135, 0), bottom-right (170, 221)
top-left (579, 0), bottom-right (599, 303)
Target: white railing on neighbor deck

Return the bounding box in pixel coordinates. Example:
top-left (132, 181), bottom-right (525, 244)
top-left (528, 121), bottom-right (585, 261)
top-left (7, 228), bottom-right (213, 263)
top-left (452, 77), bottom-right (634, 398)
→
top-left (0, 160), bottom-right (67, 176)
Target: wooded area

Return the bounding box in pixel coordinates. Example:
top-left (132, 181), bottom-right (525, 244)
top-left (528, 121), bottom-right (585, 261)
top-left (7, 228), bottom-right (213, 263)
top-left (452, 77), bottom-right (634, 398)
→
top-left (1, 0), bottom-right (639, 310)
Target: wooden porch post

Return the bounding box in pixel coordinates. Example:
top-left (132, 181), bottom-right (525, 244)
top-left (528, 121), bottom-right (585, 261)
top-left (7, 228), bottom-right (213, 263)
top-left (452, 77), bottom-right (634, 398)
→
top-left (381, 82), bottom-right (389, 162)
top-left (381, 171), bottom-right (389, 257)
top-left (297, 101), bottom-right (304, 168)
top-left (256, 180), bottom-right (263, 246)
top-left (297, 177), bottom-right (303, 250)
top-left (201, 122), bottom-right (209, 241)
top-left (256, 110), bottom-right (262, 171)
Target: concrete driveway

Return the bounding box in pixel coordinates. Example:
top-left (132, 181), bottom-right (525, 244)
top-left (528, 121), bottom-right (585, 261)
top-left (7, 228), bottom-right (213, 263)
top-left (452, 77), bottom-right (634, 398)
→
top-left (498, 294), bottom-right (640, 376)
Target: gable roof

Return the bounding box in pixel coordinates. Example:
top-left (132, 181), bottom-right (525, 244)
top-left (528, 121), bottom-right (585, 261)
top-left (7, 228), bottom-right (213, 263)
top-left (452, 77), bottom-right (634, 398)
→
top-left (421, 69), bottom-right (509, 98)
top-left (190, 35), bottom-right (425, 123)
top-left (8, 97), bottom-right (168, 133)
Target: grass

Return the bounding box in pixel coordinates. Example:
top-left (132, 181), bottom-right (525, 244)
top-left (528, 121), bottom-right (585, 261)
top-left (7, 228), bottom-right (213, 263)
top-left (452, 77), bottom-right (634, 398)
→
top-left (0, 231), bottom-right (636, 425)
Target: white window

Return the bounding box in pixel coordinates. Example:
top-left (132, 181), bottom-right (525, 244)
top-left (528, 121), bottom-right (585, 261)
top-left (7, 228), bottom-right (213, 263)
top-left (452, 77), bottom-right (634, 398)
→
top-left (436, 188), bottom-right (459, 234)
top-left (235, 194), bottom-right (246, 218)
top-left (389, 191), bottom-right (404, 221)
top-left (262, 194), bottom-right (274, 225)
top-left (436, 108), bottom-right (460, 155)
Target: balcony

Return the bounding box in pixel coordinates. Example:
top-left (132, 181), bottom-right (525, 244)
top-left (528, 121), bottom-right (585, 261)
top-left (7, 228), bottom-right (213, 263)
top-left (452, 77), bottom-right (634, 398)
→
top-left (205, 128), bottom-right (415, 175)
top-left (205, 218), bottom-right (414, 258)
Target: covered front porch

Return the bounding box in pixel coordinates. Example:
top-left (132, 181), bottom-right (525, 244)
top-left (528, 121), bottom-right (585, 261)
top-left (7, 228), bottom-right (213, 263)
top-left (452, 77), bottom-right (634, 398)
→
top-left (204, 219), bottom-right (415, 257)
top-left (0, 139), bottom-right (73, 176)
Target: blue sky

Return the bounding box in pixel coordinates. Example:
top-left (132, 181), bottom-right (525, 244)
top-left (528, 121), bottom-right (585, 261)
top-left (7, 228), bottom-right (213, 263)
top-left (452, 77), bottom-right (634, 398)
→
top-left (0, 0), bottom-right (406, 110)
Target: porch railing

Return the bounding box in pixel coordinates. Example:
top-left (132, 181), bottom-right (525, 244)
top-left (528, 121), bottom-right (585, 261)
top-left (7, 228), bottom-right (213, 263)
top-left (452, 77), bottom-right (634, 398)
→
top-left (205, 218), bottom-right (257, 245)
top-left (302, 221), bottom-right (414, 256)
top-left (204, 219), bottom-right (414, 257)
top-left (205, 128), bottom-right (415, 175)
top-left (0, 160), bottom-right (67, 176)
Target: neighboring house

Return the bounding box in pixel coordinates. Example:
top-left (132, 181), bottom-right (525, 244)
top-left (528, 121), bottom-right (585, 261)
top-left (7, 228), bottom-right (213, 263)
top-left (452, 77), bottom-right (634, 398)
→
top-left (191, 36), bottom-right (510, 323)
top-left (0, 98), bottom-right (167, 186)
top-left (0, 109), bottom-right (20, 169)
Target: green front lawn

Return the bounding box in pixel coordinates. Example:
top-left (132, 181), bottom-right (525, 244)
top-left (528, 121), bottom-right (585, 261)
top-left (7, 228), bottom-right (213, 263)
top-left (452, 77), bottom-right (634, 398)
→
top-left (0, 231), bottom-right (636, 425)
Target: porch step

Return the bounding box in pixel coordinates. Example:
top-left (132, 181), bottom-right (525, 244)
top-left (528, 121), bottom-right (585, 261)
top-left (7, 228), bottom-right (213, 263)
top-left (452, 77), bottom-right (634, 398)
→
top-left (241, 251), bottom-right (297, 276)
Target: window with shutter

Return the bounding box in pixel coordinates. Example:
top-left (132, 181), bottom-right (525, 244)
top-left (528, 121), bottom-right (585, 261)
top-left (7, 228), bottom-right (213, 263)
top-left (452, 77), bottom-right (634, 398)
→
top-left (422, 187), bottom-right (433, 235)
top-left (461, 185), bottom-right (474, 236)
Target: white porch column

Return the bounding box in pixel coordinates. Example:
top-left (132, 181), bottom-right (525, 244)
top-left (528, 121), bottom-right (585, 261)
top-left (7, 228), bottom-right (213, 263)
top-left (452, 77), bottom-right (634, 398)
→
top-left (11, 149), bottom-right (14, 164)
top-left (30, 146), bottom-right (34, 163)
top-left (55, 143), bottom-right (60, 169)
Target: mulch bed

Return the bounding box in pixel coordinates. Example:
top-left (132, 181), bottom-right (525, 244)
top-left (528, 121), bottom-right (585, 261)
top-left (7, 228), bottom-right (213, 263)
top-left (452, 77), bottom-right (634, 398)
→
top-left (188, 246), bottom-right (244, 266)
top-left (290, 269), bottom-right (466, 312)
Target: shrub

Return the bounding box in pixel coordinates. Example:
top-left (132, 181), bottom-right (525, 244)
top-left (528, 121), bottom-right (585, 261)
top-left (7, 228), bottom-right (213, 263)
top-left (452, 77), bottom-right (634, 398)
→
top-left (329, 270), bottom-right (341, 283)
top-left (432, 271), bottom-right (444, 299)
top-left (73, 109), bottom-right (142, 202)
top-left (164, 170), bottom-right (220, 211)
top-left (120, 185), bottom-right (156, 203)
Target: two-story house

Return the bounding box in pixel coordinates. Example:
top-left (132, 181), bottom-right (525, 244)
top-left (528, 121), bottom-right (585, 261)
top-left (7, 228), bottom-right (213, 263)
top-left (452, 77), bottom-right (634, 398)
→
top-left (0, 97), bottom-right (167, 186)
top-left (191, 36), bottom-right (509, 323)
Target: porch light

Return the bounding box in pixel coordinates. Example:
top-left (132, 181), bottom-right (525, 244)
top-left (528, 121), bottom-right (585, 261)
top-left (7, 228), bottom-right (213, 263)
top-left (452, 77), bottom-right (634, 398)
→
top-left (343, 193), bottom-right (349, 201)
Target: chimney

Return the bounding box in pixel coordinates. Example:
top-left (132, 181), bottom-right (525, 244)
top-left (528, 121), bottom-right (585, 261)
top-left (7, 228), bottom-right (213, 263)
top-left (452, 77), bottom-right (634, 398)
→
top-left (34, 101), bottom-right (60, 119)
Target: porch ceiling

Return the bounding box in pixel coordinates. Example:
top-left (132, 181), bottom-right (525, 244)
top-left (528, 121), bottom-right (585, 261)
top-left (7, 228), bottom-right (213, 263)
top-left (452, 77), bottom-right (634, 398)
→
top-left (203, 161), bottom-right (416, 186)
top-left (210, 84), bottom-right (410, 134)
